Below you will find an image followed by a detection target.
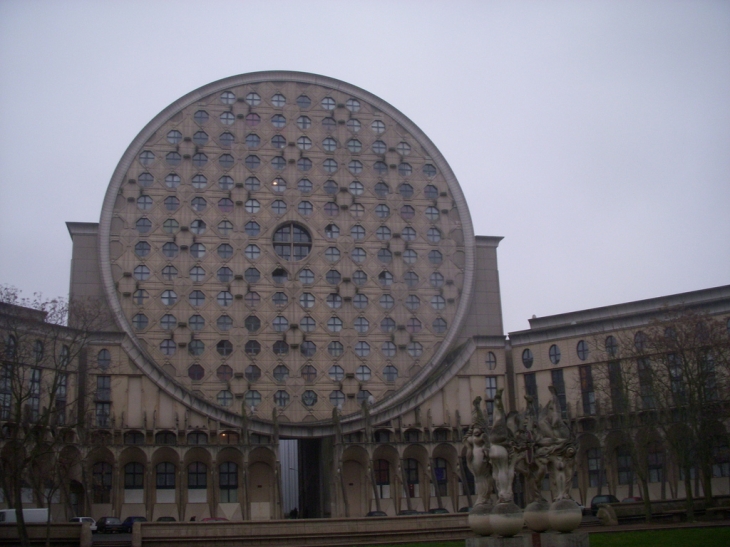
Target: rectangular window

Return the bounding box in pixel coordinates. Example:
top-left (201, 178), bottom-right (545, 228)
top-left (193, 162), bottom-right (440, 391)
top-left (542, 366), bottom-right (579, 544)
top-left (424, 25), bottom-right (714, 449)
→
top-left (637, 358), bottom-right (655, 409)
top-left (96, 375), bottom-right (111, 401)
top-left (702, 351), bottom-right (718, 401)
top-left (617, 446), bottom-right (633, 485)
top-left (485, 376), bottom-right (497, 425)
top-left (96, 402), bottom-right (111, 427)
top-left (29, 368), bottom-right (41, 421)
top-left (712, 437), bottom-right (730, 478)
top-left (551, 369), bottom-right (567, 418)
top-left (0, 365), bottom-right (11, 420)
top-left (608, 361), bottom-right (626, 413)
top-left (587, 448), bottom-right (604, 487)
top-left (404, 459), bottom-right (419, 497)
top-left (219, 462), bottom-right (238, 502)
top-left (56, 373), bottom-right (67, 425)
top-left (485, 376), bottom-right (497, 399)
top-left (579, 365), bottom-right (596, 416)
top-left (668, 354), bottom-right (685, 404)
top-left (374, 459), bottom-right (390, 498)
top-left (647, 443), bottom-right (664, 483)
top-left (524, 373), bottom-right (538, 413)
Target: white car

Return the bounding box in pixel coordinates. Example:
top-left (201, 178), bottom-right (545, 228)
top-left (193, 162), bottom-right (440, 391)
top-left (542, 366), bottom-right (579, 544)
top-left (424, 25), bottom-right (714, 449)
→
top-left (69, 517), bottom-right (97, 533)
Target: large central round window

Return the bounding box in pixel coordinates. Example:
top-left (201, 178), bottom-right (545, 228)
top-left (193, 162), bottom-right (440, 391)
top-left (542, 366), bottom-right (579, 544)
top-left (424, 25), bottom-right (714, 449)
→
top-left (273, 223), bottom-right (312, 261)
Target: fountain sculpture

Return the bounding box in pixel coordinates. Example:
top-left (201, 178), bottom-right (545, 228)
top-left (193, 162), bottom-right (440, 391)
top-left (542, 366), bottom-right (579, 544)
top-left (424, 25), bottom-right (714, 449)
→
top-left (464, 385), bottom-right (584, 544)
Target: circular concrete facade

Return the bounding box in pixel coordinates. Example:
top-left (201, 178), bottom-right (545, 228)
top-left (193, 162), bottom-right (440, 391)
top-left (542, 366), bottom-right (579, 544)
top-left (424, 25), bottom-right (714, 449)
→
top-left (99, 71), bottom-right (475, 435)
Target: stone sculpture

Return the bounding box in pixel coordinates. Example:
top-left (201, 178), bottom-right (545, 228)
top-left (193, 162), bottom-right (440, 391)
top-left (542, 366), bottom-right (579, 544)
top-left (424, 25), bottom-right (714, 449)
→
top-left (464, 384), bottom-right (581, 538)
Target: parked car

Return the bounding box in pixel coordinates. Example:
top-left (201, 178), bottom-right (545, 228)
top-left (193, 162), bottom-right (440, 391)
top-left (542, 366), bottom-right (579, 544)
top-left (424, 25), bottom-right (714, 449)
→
top-left (96, 516), bottom-right (124, 534)
top-left (365, 510), bottom-right (387, 517)
top-left (621, 496), bottom-right (643, 503)
top-left (69, 517), bottom-right (97, 532)
top-left (590, 494), bottom-right (620, 515)
top-left (201, 517), bottom-right (228, 522)
top-left (428, 508), bottom-right (449, 514)
top-left (121, 516), bottom-right (147, 532)
top-left (458, 506), bottom-right (472, 513)
top-left (397, 509), bottom-right (420, 516)
top-left (156, 516), bottom-right (176, 522)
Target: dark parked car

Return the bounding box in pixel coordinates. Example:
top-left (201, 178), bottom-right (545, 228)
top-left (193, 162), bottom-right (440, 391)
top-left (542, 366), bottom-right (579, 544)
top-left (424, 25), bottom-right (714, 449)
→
top-left (458, 506), bottom-right (471, 513)
top-left (365, 510), bottom-right (387, 517)
top-left (121, 516), bottom-right (147, 532)
top-left (96, 516), bottom-right (124, 534)
top-left (590, 494), bottom-right (620, 515)
top-left (156, 516), bottom-right (176, 522)
top-left (397, 509), bottom-right (420, 516)
top-left (428, 508), bottom-right (449, 514)
top-left (201, 517), bottom-right (228, 522)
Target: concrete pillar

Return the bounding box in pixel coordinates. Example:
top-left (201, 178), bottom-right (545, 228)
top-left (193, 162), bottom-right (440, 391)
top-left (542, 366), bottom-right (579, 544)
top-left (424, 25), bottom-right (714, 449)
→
top-left (132, 520), bottom-right (142, 547)
top-left (80, 521), bottom-right (92, 547)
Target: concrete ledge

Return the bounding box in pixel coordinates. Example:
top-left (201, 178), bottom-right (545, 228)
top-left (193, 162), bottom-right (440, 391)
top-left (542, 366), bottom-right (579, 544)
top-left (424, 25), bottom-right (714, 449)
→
top-left (139, 513), bottom-right (471, 546)
top-left (0, 523), bottom-right (81, 547)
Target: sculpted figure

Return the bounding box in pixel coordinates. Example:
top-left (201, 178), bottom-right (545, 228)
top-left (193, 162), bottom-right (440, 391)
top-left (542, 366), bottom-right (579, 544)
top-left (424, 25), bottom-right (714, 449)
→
top-left (488, 389), bottom-right (519, 503)
top-left (543, 386), bottom-right (578, 500)
top-left (464, 397), bottom-right (493, 507)
top-left (528, 386), bottom-right (578, 501)
top-left (514, 395), bottom-right (548, 504)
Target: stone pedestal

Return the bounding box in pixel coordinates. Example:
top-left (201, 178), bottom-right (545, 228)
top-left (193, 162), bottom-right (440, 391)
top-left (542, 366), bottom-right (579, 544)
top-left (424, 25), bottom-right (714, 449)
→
top-left (466, 535), bottom-right (532, 547)
top-left (539, 531), bottom-right (590, 547)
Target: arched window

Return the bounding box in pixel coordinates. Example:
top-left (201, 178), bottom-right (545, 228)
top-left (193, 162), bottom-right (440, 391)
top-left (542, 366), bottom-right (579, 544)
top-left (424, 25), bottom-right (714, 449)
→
top-left (33, 340), bottom-right (44, 363)
top-left (5, 335), bottom-right (17, 359)
top-left (156, 462), bottom-right (176, 490)
top-left (97, 349), bottom-right (111, 370)
top-left (634, 331), bottom-right (648, 352)
top-left (220, 462), bottom-right (238, 502)
top-left (522, 349), bottom-right (533, 368)
top-left (124, 462), bottom-right (144, 489)
top-left (59, 344), bottom-right (70, 365)
top-left (188, 462), bottom-right (207, 489)
top-left (374, 459), bottom-right (390, 498)
top-left (92, 462), bottom-right (112, 503)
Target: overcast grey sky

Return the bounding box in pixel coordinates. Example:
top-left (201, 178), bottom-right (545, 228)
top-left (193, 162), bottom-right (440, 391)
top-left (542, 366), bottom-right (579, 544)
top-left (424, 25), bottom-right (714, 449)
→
top-left (0, 0), bottom-right (728, 334)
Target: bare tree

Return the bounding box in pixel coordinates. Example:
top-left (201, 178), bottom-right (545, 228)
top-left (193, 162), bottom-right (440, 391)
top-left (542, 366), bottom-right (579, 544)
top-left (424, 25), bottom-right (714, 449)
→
top-left (591, 308), bottom-right (730, 522)
top-left (0, 286), bottom-right (111, 547)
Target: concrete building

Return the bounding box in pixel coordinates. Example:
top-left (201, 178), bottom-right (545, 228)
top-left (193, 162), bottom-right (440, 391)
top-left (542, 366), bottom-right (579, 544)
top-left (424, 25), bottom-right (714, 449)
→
top-left (1, 71), bottom-right (728, 522)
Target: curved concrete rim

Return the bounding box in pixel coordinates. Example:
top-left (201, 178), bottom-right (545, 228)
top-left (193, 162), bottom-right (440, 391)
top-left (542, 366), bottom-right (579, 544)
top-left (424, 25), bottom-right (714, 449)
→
top-left (98, 70), bottom-right (476, 436)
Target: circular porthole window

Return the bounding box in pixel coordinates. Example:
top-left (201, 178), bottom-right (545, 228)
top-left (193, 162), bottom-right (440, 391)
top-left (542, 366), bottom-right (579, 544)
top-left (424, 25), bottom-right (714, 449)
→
top-left (272, 223), bottom-right (312, 261)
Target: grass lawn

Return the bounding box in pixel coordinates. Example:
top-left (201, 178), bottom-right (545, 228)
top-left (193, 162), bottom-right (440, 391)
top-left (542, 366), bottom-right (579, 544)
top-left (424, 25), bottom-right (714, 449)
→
top-left (363, 527), bottom-right (730, 547)
top-left (590, 527), bottom-right (730, 547)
